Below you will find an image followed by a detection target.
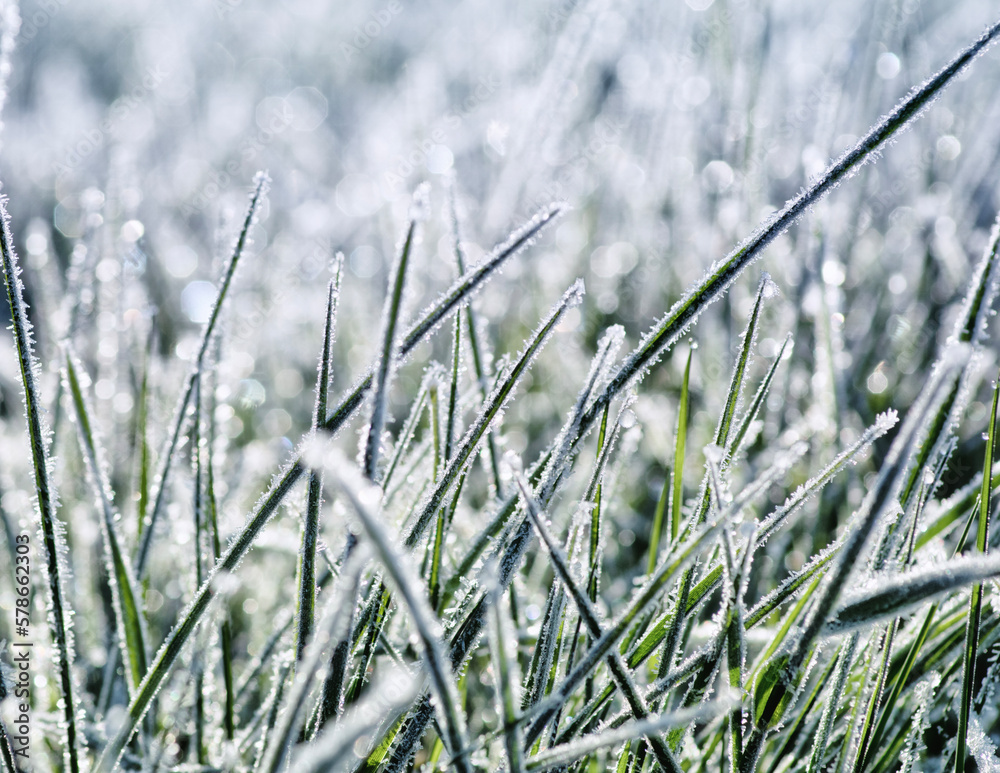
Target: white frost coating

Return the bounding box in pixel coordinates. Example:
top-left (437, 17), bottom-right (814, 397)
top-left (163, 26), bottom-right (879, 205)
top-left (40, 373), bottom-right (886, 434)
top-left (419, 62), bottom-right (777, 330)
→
top-left (760, 272), bottom-right (780, 300)
top-left (292, 666), bottom-right (420, 773)
top-left (900, 673), bottom-right (940, 773)
top-left (757, 410), bottom-right (898, 545)
top-left (948, 212), bottom-right (1000, 347)
top-left (968, 714), bottom-right (1000, 773)
top-left (827, 554), bottom-right (1000, 632)
top-left (875, 408), bottom-right (900, 433)
top-left (318, 448), bottom-right (472, 770)
top-left (409, 181), bottom-right (432, 222)
top-left (404, 278), bottom-right (586, 549)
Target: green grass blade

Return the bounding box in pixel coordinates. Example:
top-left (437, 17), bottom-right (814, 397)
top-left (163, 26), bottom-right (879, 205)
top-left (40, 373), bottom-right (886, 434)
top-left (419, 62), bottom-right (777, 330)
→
top-left (136, 172), bottom-right (270, 576)
top-left (322, 202), bottom-right (563, 438)
top-left (898, 210), bottom-right (1000, 513)
top-left (252, 655), bottom-right (294, 771)
top-left (134, 328), bottom-right (152, 539)
top-left (365, 199), bottom-right (420, 480)
top-left (955, 367), bottom-right (999, 773)
top-left (524, 701), bottom-right (736, 772)
top-left (64, 351), bottom-right (150, 699)
top-left (381, 367), bottom-right (434, 495)
top-left (806, 635), bottom-right (859, 773)
top-left (758, 409), bottom-right (899, 544)
top-left (293, 667), bottom-right (418, 773)
top-left (514, 468), bottom-right (682, 773)
top-left (448, 183), bottom-right (503, 495)
top-left (0, 196), bottom-right (80, 773)
top-left (297, 264), bottom-right (342, 662)
top-left (488, 569), bottom-right (524, 773)
top-left (826, 554), bottom-right (1000, 633)
top-left (259, 559), bottom-right (362, 773)
top-left (191, 377), bottom-right (207, 764)
top-left (729, 333), bottom-right (791, 459)
top-left (204, 399), bottom-right (236, 742)
top-left (649, 347), bottom-right (692, 574)
top-left (444, 305), bottom-right (462, 466)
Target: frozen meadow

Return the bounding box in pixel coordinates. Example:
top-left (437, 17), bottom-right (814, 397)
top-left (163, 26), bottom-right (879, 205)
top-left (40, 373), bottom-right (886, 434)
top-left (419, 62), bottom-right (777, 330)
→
top-left (1, 0), bottom-right (1000, 771)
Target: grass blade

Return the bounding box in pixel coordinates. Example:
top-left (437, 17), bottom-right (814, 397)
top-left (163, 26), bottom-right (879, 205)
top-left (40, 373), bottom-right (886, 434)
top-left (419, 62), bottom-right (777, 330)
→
top-left (955, 367), bottom-right (1000, 772)
top-left (513, 467), bottom-right (683, 773)
top-left (0, 194), bottom-right (80, 773)
top-left (825, 554), bottom-right (1000, 633)
top-left (259, 557), bottom-right (362, 773)
top-left (323, 202), bottom-right (564, 438)
top-left (136, 171), bottom-right (270, 575)
top-left (292, 667), bottom-right (418, 773)
top-left (448, 181), bottom-right (503, 495)
top-left (297, 261), bottom-right (342, 662)
top-left (63, 350), bottom-right (150, 699)
top-left (649, 346), bottom-right (692, 574)
top-left (365, 191), bottom-right (421, 480)
top-left (487, 565), bottom-right (524, 773)
top-left (524, 701), bottom-right (736, 772)
top-left (95, 205), bottom-right (565, 768)
top-left (741, 348), bottom-right (969, 772)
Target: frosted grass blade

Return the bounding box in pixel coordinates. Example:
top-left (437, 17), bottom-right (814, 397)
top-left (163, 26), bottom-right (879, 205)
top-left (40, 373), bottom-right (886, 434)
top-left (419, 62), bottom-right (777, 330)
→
top-left (825, 554), bottom-right (1000, 632)
top-left (297, 263), bottom-right (341, 662)
top-left (514, 469), bottom-right (683, 773)
top-left (0, 193), bottom-right (80, 773)
top-left (956, 369), bottom-right (999, 773)
top-left (323, 202), bottom-right (564, 437)
top-left (95, 206), bottom-right (564, 761)
top-left (524, 700), bottom-right (737, 772)
top-left (729, 334), bottom-right (792, 458)
top-left (741, 348), bottom-right (968, 772)
top-left (64, 350), bottom-right (149, 699)
top-left (259, 560), bottom-right (361, 773)
top-left (487, 569), bottom-right (524, 773)
top-left (806, 635), bottom-right (859, 773)
top-left (364, 195), bottom-right (420, 480)
top-left (136, 172), bottom-right (270, 575)
top-left (649, 346), bottom-right (692, 574)
top-left (449, 182), bottom-right (503, 494)
top-left (292, 667), bottom-right (418, 773)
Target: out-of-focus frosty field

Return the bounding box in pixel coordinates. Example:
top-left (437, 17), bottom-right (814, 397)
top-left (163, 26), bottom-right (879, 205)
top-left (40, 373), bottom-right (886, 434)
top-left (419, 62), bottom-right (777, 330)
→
top-left (2, 0), bottom-right (1000, 771)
